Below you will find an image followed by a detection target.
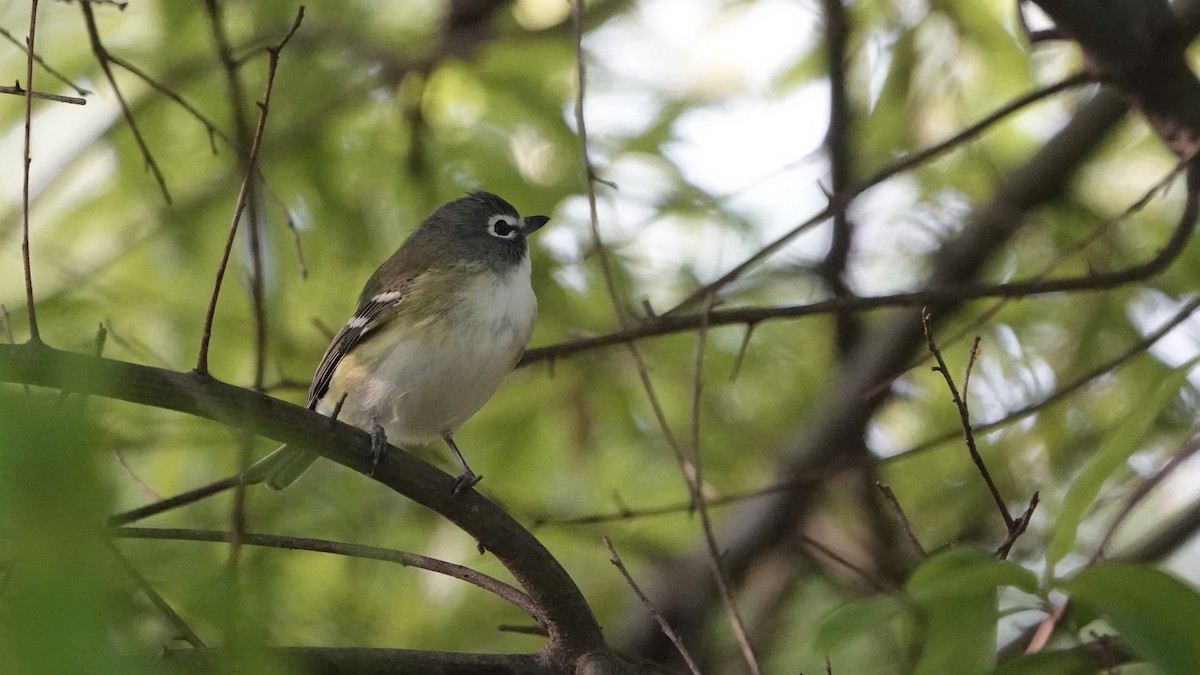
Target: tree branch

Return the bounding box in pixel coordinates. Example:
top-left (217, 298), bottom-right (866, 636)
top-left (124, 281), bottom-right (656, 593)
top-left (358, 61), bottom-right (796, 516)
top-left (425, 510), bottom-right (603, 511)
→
top-left (0, 342), bottom-right (608, 667)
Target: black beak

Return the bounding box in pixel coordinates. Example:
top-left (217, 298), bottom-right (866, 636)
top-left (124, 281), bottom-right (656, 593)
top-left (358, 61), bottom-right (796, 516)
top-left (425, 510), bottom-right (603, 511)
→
top-left (523, 215), bottom-right (550, 235)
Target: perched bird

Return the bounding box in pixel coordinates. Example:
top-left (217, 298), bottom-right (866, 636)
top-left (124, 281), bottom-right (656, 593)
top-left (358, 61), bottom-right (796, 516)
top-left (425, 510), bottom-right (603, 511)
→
top-left (247, 191), bottom-right (549, 493)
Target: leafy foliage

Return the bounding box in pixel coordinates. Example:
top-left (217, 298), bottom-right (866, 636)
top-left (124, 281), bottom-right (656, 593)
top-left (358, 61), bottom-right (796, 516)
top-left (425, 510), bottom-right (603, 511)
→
top-left (2, 0), bottom-right (1200, 673)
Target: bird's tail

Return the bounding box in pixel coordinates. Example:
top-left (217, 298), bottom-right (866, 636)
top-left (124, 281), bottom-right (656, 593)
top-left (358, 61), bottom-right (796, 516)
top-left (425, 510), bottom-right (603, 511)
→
top-left (242, 445), bottom-right (318, 490)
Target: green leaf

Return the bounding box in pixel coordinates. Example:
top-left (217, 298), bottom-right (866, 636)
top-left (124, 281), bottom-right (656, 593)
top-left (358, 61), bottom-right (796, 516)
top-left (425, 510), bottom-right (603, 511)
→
top-left (1066, 563), bottom-right (1200, 675)
top-left (906, 548), bottom-right (1039, 675)
top-left (815, 595), bottom-right (905, 654)
top-left (1047, 356), bottom-right (1199, 573)
top-left (907, 546), bottom-right (1040, 601)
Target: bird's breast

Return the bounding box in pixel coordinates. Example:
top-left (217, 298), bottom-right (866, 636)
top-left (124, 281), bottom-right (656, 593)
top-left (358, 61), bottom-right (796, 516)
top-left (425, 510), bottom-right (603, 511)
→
top-left (335, 256), bottom-right (536, 443)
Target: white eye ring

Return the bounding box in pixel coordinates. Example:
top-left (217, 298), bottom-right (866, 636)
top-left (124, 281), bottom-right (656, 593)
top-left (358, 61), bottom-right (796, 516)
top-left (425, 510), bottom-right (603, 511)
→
top-left (487, 213), bottom-right (520, 239)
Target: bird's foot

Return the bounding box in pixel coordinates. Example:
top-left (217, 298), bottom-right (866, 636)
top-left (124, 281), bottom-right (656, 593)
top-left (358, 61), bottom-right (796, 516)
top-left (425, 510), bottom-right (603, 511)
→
top-left (451, 470), bottom-right (482, 497)
top-left (368, 424), bottom-right (387, 477)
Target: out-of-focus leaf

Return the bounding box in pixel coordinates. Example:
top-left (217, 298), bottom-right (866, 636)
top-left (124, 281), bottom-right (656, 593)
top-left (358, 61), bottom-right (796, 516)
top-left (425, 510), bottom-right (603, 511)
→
top-left (1066, 563), bottom-right (1200, 675)
top-left (906, 548), bottom-right (1038, 675)
top-left (1047, 356), bottom-right (1200, 573)
top-left (814, 595), bottom-right (904, 655)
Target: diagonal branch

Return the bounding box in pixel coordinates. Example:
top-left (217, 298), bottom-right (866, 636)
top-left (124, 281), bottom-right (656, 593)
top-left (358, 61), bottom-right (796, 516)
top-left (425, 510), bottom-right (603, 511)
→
top-left (20, 0), bottom-right (43, 343)
top-left (196, 7), bottom-right (303, 376)
top-left (114, 527), bottom-right (538, 618)
top-left (79, 0), bottom-right (172, 203)
top-left (0, 342), bottom-right (608, 665)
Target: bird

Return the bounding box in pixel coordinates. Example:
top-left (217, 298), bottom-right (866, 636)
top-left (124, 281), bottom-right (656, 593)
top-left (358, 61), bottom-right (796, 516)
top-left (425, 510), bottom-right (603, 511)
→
top-left (245, 191), bottom-right (549, 494)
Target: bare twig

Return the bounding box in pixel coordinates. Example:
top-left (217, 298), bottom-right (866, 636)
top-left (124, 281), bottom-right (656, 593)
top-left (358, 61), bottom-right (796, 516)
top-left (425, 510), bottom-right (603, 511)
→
top-left (105, 540), bottom-right (206, 648)
top-left (0, 83), bottom-right (85, 105)
top-left (106, 51), bottom-right (307, 275)
top-left (869, 157), bottom-right (1189, 402)
top-left (795, 533), bottom-right (891, 592)
top-left (201, 0), bottom-right (280, 391)
top-left (0, 24), bottom-right (89, 95)
top-left (1091, 430), bottom-right (1200, 563)
top-left (994, 491), bottom-right (1039, 559)
top-left (666, 73), bottom-right (1089, 315)
top-left (895, 299), bottom-right (1200, 461)
top-left (196, 7), bottom-right (304, 375)
top-left (875, 482), bottom-right (926, 558)
top-left (109, 475), bottom-right (245, 526)
top-left (570, 0), bottom-right (711, 502)
top-left (112, 447), bottom-right (164, 501)
top-left (115, 527), bottom-right (539, 619)
top-left (922, 311), bottom-right (1014, 530)
top-left (686, 300), bottom-right (762, 675)
top-left (21, 0), bottom-right (42, 343)
top-left (531, 462), bottom-right (849, 527)
top-left (520, 178), bottom-right (1198, 367)
top-left (79, 0), bottom-right (172, 203)
top-left (604, 538), bottom-right (701, 675)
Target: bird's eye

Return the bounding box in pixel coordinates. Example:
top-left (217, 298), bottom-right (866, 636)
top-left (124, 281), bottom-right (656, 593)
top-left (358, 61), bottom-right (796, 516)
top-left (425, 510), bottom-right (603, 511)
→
top-left (487, 214), bottom-right (520, 239)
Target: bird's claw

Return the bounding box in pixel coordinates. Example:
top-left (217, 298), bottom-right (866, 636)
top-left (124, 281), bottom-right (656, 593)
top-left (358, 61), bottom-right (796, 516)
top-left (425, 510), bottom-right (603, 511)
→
top-left (451, 470), bottom-right (482, 496)
top-left (368, 424), bottom-right (387, 477)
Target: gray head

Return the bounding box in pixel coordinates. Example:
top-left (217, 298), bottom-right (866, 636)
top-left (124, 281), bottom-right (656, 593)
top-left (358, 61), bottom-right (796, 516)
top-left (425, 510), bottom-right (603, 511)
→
top-left (410, 191), bottom-right (549, 271)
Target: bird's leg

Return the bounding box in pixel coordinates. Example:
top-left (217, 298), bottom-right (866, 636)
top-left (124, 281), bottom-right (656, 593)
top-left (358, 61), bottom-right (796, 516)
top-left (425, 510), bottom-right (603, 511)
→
top-left (443, 432), bottom-right (481, 495)
top-left (368, 423), bottom-right (387, 477)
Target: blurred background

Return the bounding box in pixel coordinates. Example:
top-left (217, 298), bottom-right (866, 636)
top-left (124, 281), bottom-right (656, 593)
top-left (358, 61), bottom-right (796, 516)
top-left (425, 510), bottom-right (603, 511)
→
top-left (2, 0), bottom-right (1200, 673)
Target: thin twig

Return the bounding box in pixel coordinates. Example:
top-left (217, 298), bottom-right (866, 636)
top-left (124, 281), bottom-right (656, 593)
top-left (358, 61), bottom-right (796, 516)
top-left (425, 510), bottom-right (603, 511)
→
top-left (728, 323), bottom-right (756, 382)
top-left (109, 475), bottom-right (245, 526)
top-left (195, 7), bottom-right (304, 375)
top-left (667, 73), bottom-right (1089, 315)
top-left (795, 533), bottom-right (891, 592)
top-left (603, 538), bottom-right (701, 675)
top-left (534, 280), bottom-right (1200, 528)
top-left (112, 448), bottom-right (164, 501)
top-left (520, 180), bottom-right (1197, 367)
top-left (225, 434), bottom-right (252, 576)
top-left (201, 0), bottom-right (274, 391)
top-left (530, 462), bottom-right (849, 527)
top-left (875, 482), bottom-right (926, 558)
top-left (105, 539), bottom-right (206, 648)
top-left (0, 24), bottom-right (90, 95)
top-left (21, 0), bottom-right (42, 343)
top-left (994, 491), bottom-right (1039, 559)
top-left (115, 527), bottom-right (539, 620)
top-left (571, 0), bottom-right (622, 322)
top-left (568, 0), bottom-right (713, 497)
top-left (895, 298), bottom-right (1200, 460)
top-left (106, 51), bottom-right (307, 275)
top-left (1090, 430), bottom-right (1200, 563)
top-left (79, 0), bottom-right (172, 203)
top-left (0, 83), bottom-right (85, 105)
top-left (869, 158), bottom-right (1188, 402)
top-left (688, 298), bottom-right (763, 675)
top-left (922, 310), bottom-right (1013, 529)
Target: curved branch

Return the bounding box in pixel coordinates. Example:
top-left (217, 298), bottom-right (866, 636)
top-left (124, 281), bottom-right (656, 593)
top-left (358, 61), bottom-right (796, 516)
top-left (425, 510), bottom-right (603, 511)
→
top-left (0, 342), bottom-right (607, 668)
top-left (521, 166), bottom-right (1198, 368)
top-left (113, 527), bottom-right (538, 619)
